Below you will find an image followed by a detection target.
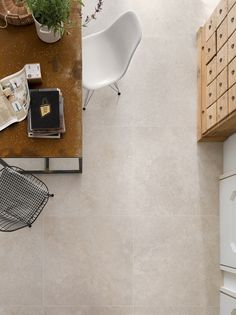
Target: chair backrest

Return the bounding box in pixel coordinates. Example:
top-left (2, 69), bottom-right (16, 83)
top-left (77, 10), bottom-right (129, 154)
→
top-left (105, 11), bottom-right (142, 79)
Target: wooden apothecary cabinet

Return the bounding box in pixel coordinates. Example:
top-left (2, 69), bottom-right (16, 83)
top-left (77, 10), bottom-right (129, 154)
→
top-left (197, 0), bottom-right (236, 141)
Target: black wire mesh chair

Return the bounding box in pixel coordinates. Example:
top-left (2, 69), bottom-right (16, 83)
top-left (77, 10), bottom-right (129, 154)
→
top-left (0, 159), bottom-right (54, 232)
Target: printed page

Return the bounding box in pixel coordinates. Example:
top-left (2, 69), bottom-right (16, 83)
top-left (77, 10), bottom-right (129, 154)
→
top-left (0, 68), bottom-right (30, 130)
top-left (0, 90), bottom-right (16, 131)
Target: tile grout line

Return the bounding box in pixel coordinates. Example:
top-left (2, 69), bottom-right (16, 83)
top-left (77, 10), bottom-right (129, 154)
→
top-left (42, 215), bottom-right (45, 312)
top-left (44, 214), bottom-right (220, 217)
top-left (132, 216), bottom-right (134, 315)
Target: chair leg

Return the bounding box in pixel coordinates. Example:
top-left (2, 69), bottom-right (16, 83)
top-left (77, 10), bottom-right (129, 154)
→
top-left (114, 82), bottom-right (121, 95)
top-left (109, 82), bottom-right (121, 96)
top-left (83, 89), bottom-right (94, 111)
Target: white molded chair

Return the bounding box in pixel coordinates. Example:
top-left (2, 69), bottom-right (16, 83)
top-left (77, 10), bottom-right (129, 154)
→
top-left (82, 11), bottom-right (142, 110)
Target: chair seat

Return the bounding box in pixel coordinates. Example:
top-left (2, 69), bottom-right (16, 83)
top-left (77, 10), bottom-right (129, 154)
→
top-left (82, 35), bottom-right (124, 90)
top-left (0, 166), bottom-right (50, 231)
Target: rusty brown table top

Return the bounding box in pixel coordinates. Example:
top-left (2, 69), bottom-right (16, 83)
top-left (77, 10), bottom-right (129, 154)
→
top-left (0, 9), bottom-right (82, 158)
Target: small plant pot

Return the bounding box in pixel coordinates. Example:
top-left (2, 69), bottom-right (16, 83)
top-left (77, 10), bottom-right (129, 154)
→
top-left (33, 15), bottom-right (63, 43)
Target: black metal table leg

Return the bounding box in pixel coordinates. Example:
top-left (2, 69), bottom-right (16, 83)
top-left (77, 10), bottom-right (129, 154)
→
top-left (0, 157), bottom-right (83, 174)
top-left (0, 158), bottom-right (9, 167)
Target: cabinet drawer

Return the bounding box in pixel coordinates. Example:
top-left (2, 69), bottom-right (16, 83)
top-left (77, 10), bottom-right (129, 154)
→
top-left (206, 79), bottom-right (217, 107)
top-left (207, 56), bottom-right (217, 84)
top-left (217, 91), bottom-right (228, 122)
top-left (228, 83), bottom-right (236, 113)
top-left (216, 0), bottom-right (227, 27)
top-left (228, 30), bottom-right (236, 63)
top-left (206, 103), bottom-right (217, 129)
top-left (228, 0), bottom-right (236, 11)
top-left (229, 57), bottom-right (236, 87)
top-left (201, 109), bottom-right (207, 134)
top-left (217, 17), bottom-right (228, 51)
top-left (228, 3), bottom-right (236, 37)
top-left (217, 42), bottom-right (228, 74)
top-left (206, 33), bottom-right (216, 64)
top-left (217, 67), bottom-right (228, 98)
top-left (205, 12), bottom-right (217, 41)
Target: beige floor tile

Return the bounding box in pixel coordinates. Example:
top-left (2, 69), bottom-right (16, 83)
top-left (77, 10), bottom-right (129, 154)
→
top-left (0, 220), bottom-right (42, 305)
top-left (0, 306), bottom-right (43, 315)
top-left (43, 126), bottom-right (135, 216)
top-left (44, 306), bottom-right (132, 315)
top-left (133, 126), bottom-right (222, 215)
top-left (44, 216), bottom-right (132, 305)
top-left (129, 0), bottom-right (200, 38)
top-left (133, 215), bottom-right (220, 307)
top-left (133, 306), bottom-right (219, 315)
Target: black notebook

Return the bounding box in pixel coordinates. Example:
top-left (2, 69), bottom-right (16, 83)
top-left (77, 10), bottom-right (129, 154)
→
top-left (29, 89), bottom-right (60, 130)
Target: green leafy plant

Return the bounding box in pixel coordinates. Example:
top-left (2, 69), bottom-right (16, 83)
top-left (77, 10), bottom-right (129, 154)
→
top-left (26, 0), bottom-right (81, 34)
top-left (26, 0), bottom-right (104, 33)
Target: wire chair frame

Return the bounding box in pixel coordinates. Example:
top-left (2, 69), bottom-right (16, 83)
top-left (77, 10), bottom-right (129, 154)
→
top-left (0, 165), bottom-right (53, 232)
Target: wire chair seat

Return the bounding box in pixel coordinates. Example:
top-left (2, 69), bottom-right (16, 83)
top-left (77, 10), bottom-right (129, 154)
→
top-left (0, 166), bottom-right (53, 232)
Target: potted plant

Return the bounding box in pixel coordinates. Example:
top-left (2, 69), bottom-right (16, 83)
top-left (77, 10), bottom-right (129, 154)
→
top-left (25, 0), bottom-right (104, 43)
top-left (26, 0), bottom-right (78, 43)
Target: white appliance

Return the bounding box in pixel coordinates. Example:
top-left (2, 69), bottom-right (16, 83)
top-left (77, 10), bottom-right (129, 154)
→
top-left (220, 175), bottom-right (236, 268)
top-left (220, 292), bottom-right (236, 314)
top-left (220, 134), bottom-right (236, 315)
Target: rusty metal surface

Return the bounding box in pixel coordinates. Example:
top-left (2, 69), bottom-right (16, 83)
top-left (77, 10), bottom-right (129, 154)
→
top-left (0, 7), bottom-right (82, 158)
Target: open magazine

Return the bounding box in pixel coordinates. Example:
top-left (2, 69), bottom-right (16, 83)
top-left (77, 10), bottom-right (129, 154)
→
top-left (0, 68), bottom-right (30, 131)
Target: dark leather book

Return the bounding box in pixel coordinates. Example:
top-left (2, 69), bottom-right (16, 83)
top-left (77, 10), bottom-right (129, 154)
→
top-left (29, 89), bottom-right (60, 130)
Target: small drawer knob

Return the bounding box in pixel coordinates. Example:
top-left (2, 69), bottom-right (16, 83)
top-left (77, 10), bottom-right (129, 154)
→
top-left (209, 70), bottom-right (212, 74)
top-left (232, 43), bottom-right (235, 49)
top-left (209, 92), bottom-right (212, 97)
top-left (208, 48), bottom-right (211, 52)
top-left (219, 8), bottom-right (222, 14)
top-left (232, 95), bottom-right (235, 101)
top-left (220, 106), bottom-right (223, 110)
top-left (219, 57), bottom-right (223, 62)
top-left (202, 110), bottom-right (205, 114)
top-left (219, 33), bottom-right (223, 39)
top-left (219, 82), bottom-right (223, 87)
top-left (209, 115), bottom-right (212, 119)
top-left (231, 17), bottom-right (235, 23)
top-left (232, 70), bottom-right (235, 75)
top-left (209, 24), bottom-right (212, 30)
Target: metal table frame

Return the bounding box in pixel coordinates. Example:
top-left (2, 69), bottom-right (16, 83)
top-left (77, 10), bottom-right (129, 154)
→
top-left (0, 157), bottom-right (82, 174)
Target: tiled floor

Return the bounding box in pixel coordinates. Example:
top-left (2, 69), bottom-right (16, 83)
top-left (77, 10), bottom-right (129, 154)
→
top-left (0, 1), bottom-right (223, 314)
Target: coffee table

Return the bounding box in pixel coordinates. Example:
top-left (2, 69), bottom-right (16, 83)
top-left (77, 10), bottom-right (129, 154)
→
top-left (0, 7), bottom-right (82, 173)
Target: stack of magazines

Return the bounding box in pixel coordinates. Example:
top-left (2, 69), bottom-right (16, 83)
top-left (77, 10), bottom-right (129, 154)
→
top-left (28, 88), bottom-right (65, 139)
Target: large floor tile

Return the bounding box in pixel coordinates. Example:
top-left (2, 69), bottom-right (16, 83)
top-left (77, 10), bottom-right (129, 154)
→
top-left (132, 126), bottom-right (222, 215)
top-left (129, 0), bottom-right (201, 38)
top-left (133, 215), bottom-right (220, 307)
top-left (43, 126), bottom-right (135, 216)
top-left (44, 306), bottom-right (132, 315)
top-left (44, 216), bottom-right (132, 305)
top-left (0, 220), bottom-right (42, 305)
